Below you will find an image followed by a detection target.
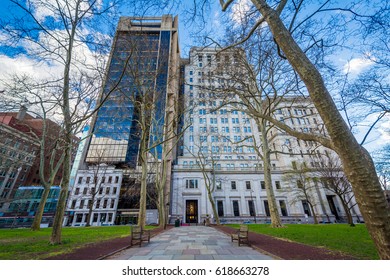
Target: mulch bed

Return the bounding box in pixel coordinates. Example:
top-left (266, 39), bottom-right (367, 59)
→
top-left (46, 225), bottom-right (356, 260)
top-left (214, 225), bottom-right (356, 260)
top-left (46, 226), bottom-right (171, 260)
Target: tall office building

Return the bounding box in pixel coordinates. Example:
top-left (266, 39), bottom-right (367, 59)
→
top-left (65, 16), bottom-right (180, 226)
top-left (85, 15), bottom-right (180, 167)
top-left (171, 47), bottom-right (363, 224)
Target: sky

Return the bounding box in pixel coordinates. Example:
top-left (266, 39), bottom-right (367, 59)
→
top-left (0, 0), bottom-right (388, 154)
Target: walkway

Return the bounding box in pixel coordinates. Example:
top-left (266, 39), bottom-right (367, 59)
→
top-left (106, 226), bottom-right (274, 260)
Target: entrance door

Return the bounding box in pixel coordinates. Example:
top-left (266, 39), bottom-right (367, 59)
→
top-left (185, 200), bottom-right (198, 223)
top-left (326, 195), bottom-right (340, 221)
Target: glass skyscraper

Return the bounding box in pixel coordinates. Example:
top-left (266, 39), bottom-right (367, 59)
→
top-left (85, 16), bottom-right (180, 168)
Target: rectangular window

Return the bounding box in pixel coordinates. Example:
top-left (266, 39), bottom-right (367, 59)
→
top-left (108, 176), bottom-right (112, 183)
top-left (108, 213), bottom-right (113, 223)
top-left (302, 200), bottom-right (311, 216)
top-left (263, 200), bottom-right (270, 216)
top-left (248, 200), bottom-right (256, 217)
top-left (106, 188), bottom-right (110, 195)
top-left (231, 181), bottom-right (236, 190)
top-left (75, 188), bottom-right (80, 195)
top-left (83, 188), bottom-right (88, 195)
top-left (217, 201), bottom-right (224, 217)
top-left (79, 200), bottom-right (85, 209)
top-left (261, 181), bottom-right (265, 190)
top-left (96, 199), bottom-right (101, 209)
top-left (233, 201), bottom-right (240, 216)
top-left (103, 199), bottom-right (108, 208)
top-left (115, 176), bottom-right (119, 183)
top-left (279, 200), bottom-right (288, 216)
top-left (275, 181), bottom-right (281, 189)
top-left (102, 176), bottom-right (105, 183)
top-left (246, 181), bottom-right (251, 190)
top-left (113, 187), bottom-right (117, 195)
top-left (86, 177), bottom-right (90, 184)
top-left (110, 200), bottom-right (115, 208)
top-left (71, 200), bottom-right (76, 209)
top-left (93, 213), bottom-right (98, 222)
top-left (186, 179), bottom-right (198, 188)
top-left (78, 177), bottom-right (82, 184)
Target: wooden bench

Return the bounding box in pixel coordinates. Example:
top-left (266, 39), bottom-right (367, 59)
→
top-left (231, 225), bottom-right (249, 246)
top-left (130, 226), bottom-right (151, 247)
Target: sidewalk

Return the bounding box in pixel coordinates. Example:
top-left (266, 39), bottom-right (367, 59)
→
top-left (105, 226), bottom-right (274, 260)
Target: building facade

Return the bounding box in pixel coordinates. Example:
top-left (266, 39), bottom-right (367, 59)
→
top-left (170, 47), bottom-right (362, 225)
top-left (67, 15), bottom-right (181, 226)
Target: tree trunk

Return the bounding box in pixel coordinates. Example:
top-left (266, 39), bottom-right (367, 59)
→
top-left (31, 185), bottom-right (51, 231)
top-left (259, 119), bottom-right (283, 228)
top-left (339, 195), bottom-right (355, 226)
top-left (254, 0), bottom-right (390, 259)
top-left (206, 181), bottom-right (220, 225)
top-left (308, 202), bottom-right (319, 224)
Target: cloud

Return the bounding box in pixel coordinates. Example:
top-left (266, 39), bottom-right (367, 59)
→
top-left (230, 0), bottom-right (252, 25)
top-left (343, 55), bottom-right (374, 76)
top-left (31, 0), bottom-right (104, 22)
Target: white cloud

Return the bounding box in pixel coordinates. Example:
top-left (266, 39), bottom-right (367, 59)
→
top-left (230, 0), bottom-right (252, 25)
top-left (343, 55), bottom-right (374, 76)
top-left (31, 0), bottom-right (104, 22)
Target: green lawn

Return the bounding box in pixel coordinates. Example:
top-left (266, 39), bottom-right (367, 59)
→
top-left (228, 224), bottom-right (378, 259)
top-left (0, 225), bottom-right (153, 260)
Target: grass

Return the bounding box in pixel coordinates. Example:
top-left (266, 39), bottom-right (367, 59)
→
top-left (228, 223), bottom-right (379, 259)
top-left (0, 225), bottom-right (154, 260)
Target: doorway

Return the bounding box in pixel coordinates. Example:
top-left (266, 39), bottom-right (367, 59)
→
top-left (185, 200), bottom-right (198, 223)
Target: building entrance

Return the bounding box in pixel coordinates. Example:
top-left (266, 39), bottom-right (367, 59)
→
top-left (185, 200), bottom-right (198, 223)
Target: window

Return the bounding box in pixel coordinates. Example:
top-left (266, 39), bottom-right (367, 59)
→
top-left (246, 181), bottom-right (251, 190)
top-left (217, 201), bottom-right (224, 217)
top-left (216, 181), bottom-right (222, 190)
top-left (79, 200), bottom-right (85, 209)
top-left (75, 188), bottom-right (80, 195)
top-left (279, 200), bottom-right (288, 216)
top-left (99, 188), bottom-right (103, 195)
top-left (108, 176), bottom-right (112, 183)
top-left (263, 200), bottom-right (270, 216)
top-left (101, 176), bottom-right (105, 183)
top-left (113, 187), bottom-right (117, 195)
top-left (96, 199), bottom-right (101, 208)
top-left (110, 200), bottom-right (115, 208)
top-left (93, 213), bottom-right (98, 222)
top-left (71, 200), bottom-right (76, 209)
top-left (186, 179), bottom-right (198, 188)
top-left (232, 201), bottom-right (240, 216)
top-left (275, 181), bottom-right (281, 189)
top-left (231, 181), bottom-right (236, 190)
top-left (86, 177), bottom-right (90, 184)
top-left (261, 181), bottom-right (265, 190)
top-left (108, 213), bottom-right (113, 223)
top-left (103, 199), bottom-right (108, 208)
top-left (83, 188), bottom-right (88, 195)
top-left (302, 200), bottom-right (311, 216)
top-left (76, 214), bottom-right (83, 223)
top-left (106, 188), bottom-right (110, 195)
top-left (115, 176), bottom-right (119, 183)
top-left (248, 200), bottom-right (256, 216)
top-left (78, 177), bottom-right (82, 184)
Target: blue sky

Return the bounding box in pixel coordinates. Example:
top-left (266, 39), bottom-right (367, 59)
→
top-left (0, 0), bottom-right (388, 153)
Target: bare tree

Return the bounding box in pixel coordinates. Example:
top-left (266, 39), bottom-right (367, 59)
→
top-left (283, 162), bottom-right (320, 224)
top-left (0, 0), bottom-right (121, 244)
top-left (205, 0), bottom-right (390, 258)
